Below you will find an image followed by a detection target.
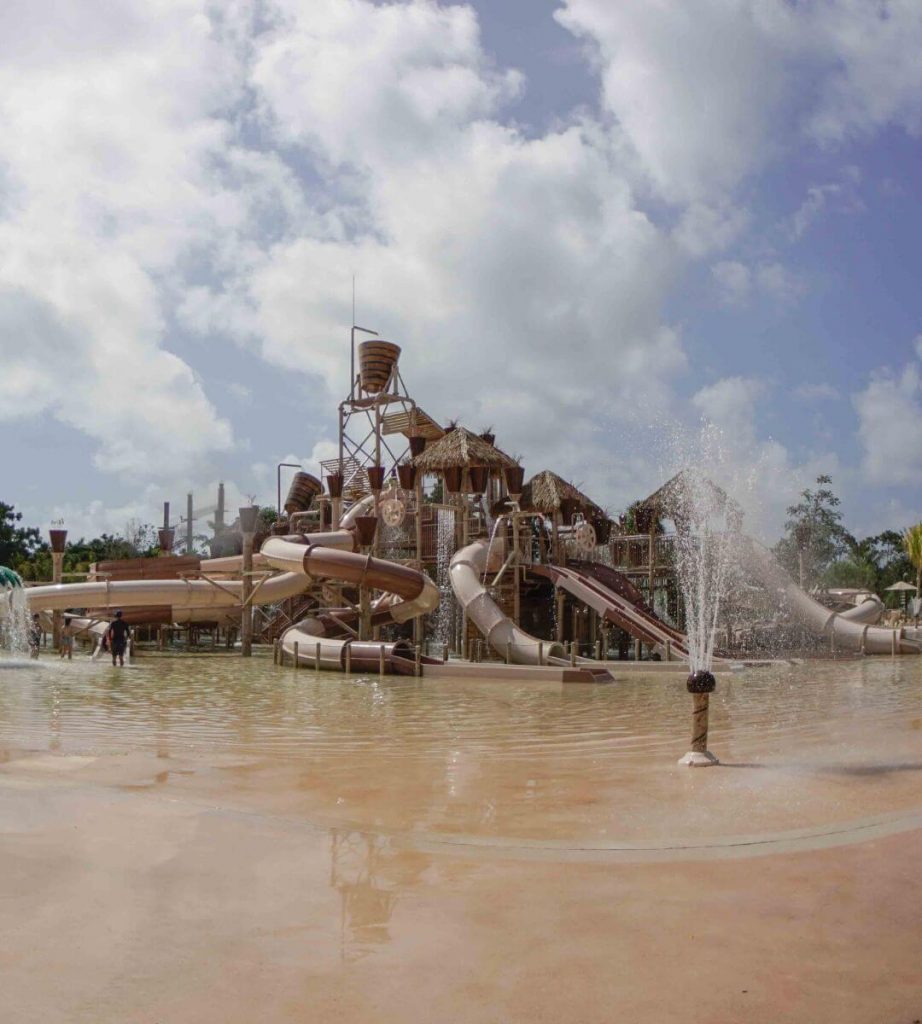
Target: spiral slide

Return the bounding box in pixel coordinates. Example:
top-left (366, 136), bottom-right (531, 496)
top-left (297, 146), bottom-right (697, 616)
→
top-left (260, 532), bottom-right (440, 674)
top-left (21, 495), bottom-right (443, 672)
top-left (449, 538), bottom-right (613, 682)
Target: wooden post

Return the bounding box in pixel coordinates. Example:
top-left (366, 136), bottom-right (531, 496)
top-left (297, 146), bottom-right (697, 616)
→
top-left (413, 477), bottom-right (424, 648)
top-left (647, 500), bottom-right (658, 608)
top-left (665, 639), bottom-right (671, 662)
top-left (594, 639), bottom-right (601, 661)
top-left (691, 693), bottom-right (710, 752)
top-left (315, 641), bottom-right (321, 671)
top-left (359, 585), bottom-right (372, 641)
top-left (634, 638), bottom-right (641, 662)
top-left (538, 641), bottom-right (543, 666)
top-left (555, 590), bottom-right (565, 643)
top-left (414, 644), bottom-right (421, 677)
top-left (239, 506), bottom-right (258, 658)
top-left (49, 529), bottom-right (66, 650)
top-left (505, 641), bottom-right (511, 664)
top-left (379, 644), bottom-right (386, 678)
top-left (443, 642), bottom-right (449, 663)
top-left (892, 629), bottom-right (899, 656)
top-left (511, 512), bottom-right (521, 627)
top-left (345, 643), bottom-right (352, 675)
top-left (293, 640), bottom-right (299, 668)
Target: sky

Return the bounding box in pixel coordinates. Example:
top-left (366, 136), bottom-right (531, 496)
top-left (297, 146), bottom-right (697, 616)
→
top-left (1, 0), bottom-right (921, 544)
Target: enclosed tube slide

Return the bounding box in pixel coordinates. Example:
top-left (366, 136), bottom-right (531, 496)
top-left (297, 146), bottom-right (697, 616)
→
top-left (261, 532), bottom-right (440, 673)
top-left (741, 538), bottom-right (920, 654)
top-left (450, 537), bottom-right (568, 666)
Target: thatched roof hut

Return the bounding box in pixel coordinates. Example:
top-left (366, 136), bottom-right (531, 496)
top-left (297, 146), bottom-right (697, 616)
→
top-left (521, 470), bottom-right (604, 518)
top-left (635, 470), bottom-right (741, 527)
top-left (412, 426), bottom-right (517, 473)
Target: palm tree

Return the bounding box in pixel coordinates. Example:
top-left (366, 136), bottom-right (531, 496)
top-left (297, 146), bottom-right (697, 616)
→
top-left (903, 523), bottom-right (922, 594)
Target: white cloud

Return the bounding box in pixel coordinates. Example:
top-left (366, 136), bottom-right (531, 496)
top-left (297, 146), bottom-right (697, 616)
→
top-left (692, 377), bottom-right (765, 446)
top-left (3, 0), bottom-right (920, 539)
top-left (0, 1), bottom-right (265, 478)
top-left (556, 0), bottom-right (922, 202)
top-left (673, 202), bottom-right (750, 258)
top-left (711, 261), bottom-right (752, 306)
top-left (181, 0), bottom-right (688, 494)
top-left (789, 166), bottom-right (862, 239)
top-left (854, 345), bottom-right (922, 486)
top-left (711, 259), bottom-right (804, 306)
top-left (687, 377), bottom-right (843, 538)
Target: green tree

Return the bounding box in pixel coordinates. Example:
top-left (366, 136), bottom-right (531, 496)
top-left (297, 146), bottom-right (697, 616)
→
top-left (904, 523), bottom-right (922, 594)
top-left (0, 503), bottom-right (42, 568)
top-left (774, 475), bottom-right (853, 587)
top-left (425, 478), bottom-right (444, 504)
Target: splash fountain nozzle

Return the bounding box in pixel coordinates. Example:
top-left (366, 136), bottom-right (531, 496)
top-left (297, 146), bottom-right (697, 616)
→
top-left (678, 669), bottom-right (720, 767)
top-left (686, 669), bottom-right (716, 694)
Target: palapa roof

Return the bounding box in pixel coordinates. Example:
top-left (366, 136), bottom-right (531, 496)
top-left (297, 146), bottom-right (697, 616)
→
top-left (636, 470), bottom-right (738, 518)
top-left (521, 470), bottom-right (604, 517)
top-left (412, 426), bottom-right (517, 472)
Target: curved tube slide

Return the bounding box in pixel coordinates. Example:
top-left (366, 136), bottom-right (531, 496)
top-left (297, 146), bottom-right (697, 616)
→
top-left (450, 537), bottom-right (567, 666)
top-left (741, 538), bottom-right (920, 654)
top-left (261, 532), bottom-right (439, 673)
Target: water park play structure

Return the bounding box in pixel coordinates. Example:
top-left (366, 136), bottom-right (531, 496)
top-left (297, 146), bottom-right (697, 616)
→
top-left (2, 339), bottom-right (920, 677)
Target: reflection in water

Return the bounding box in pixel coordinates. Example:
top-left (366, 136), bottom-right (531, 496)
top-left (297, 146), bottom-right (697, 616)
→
top-left (329, 830), bottom-right (431, 961)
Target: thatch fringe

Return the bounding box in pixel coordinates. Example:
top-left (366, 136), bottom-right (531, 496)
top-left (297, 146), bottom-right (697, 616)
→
top-left (521, 470), bottom-right (603, 516)
top-left (413, 426), bottom-right (517, 472)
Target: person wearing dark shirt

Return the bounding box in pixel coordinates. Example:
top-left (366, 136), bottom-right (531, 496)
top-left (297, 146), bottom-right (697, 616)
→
top-left (29, 614), bottom-right (42, 659)
top-left (106, 610), bottom-right (130, 667)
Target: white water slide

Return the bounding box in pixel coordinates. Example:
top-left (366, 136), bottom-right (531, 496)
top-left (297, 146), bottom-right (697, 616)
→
top-left (453, 531), bottom-right (918, 663)
top-left (741, 537), bottom-right (920, 655)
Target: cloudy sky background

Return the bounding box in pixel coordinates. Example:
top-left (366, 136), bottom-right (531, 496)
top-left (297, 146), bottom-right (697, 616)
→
top-left (2, 0), bottom-right (920, 542)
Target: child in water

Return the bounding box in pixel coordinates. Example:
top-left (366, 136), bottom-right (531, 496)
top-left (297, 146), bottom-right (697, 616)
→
top-left (29, 614), bottom-right (42, 659)
top-left (59, 617), bottom-right (74, 660)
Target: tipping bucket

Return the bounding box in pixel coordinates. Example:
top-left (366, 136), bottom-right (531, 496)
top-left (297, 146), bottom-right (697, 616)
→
top-left (468, 466), bottom-right (489, 493)
top-left (443, 467), bottom-right (463, 494)
top-left (359, 340), bottom-right (401, 394)
top-left (284, 472), bottom-right (321, 514)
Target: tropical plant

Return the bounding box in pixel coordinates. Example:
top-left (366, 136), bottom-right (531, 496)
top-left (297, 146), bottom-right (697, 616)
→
top-left (904, 523), bottom-right (922, 594)
top-left (0, 502), bottom-right (42, 568)
top-left (774, 475), bottom-right (853, 586)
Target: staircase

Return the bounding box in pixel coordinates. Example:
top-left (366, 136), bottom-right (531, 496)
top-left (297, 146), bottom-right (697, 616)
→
top-left (256, 594), bottom-right (318, 643)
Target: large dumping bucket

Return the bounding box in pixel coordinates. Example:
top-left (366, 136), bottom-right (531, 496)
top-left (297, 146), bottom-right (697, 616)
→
top-left (359, 340), bottom-right (401, 394)
top-left (284, 472), bottom-right (321, 514)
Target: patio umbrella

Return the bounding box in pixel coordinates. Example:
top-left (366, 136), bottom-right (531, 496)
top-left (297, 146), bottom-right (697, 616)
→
top-left (885, 580), bottom-right (917, 610)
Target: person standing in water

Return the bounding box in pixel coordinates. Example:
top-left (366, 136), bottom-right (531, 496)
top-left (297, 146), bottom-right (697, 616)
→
top-left (59, 616), bottom-right (75, 660)
top-left (29, 613), bottom-right (42, 659)
top-left (106, 610), bottom-right (130, 667)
